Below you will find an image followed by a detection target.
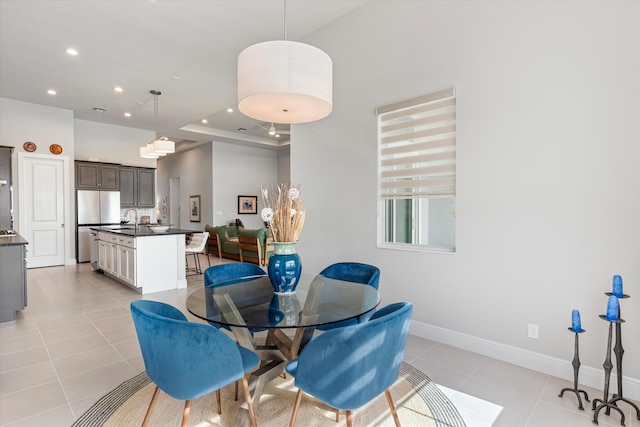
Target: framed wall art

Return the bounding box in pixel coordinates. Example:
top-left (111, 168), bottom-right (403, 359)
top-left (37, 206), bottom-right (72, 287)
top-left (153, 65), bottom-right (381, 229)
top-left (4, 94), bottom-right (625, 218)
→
top-left (189, 195), bottom-right (201, 222)
top-left (238, 195), bottom-right (257, 214)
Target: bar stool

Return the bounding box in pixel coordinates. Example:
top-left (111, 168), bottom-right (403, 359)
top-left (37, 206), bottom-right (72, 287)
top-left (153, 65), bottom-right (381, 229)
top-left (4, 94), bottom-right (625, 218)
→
top-left (185, 231), bottom-right (210, 275)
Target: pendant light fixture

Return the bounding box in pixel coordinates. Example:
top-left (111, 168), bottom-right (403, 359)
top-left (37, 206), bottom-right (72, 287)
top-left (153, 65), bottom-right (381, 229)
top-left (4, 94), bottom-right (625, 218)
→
top-left (237, 0), bottom-right (332, 124)
top-left (139, 90), bottom-right (175, 158)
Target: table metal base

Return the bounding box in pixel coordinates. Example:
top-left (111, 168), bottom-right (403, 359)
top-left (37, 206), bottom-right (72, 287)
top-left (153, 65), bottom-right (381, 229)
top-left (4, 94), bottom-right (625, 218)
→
top-left (229, 325), bottom-right (315, 426)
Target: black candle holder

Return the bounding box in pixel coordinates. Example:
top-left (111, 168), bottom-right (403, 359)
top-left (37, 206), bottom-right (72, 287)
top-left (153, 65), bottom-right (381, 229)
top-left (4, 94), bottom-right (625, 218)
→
top-left (592, 314), bottom-right (626, 426)
top-left (595, 293), bottom-right (640, 424)
top-left (558, 327), bottom-right (589, 409)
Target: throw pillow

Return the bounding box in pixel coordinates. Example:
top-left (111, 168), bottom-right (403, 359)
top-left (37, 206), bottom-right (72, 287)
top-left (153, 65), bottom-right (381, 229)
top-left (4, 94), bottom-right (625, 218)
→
top-left (204, 224), bottom-right (227, 243)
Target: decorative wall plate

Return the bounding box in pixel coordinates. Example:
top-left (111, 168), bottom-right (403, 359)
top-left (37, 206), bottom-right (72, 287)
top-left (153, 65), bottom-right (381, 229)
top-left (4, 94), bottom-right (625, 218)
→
top-left (49, 144), bottom-right (63, 155)
top-left (23, 141), bottom-right (36, 152)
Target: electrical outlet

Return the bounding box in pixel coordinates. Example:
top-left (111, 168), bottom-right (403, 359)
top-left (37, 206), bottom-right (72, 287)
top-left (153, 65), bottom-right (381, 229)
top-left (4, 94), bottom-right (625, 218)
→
top-left (528, 323), bottom-right (539, 339)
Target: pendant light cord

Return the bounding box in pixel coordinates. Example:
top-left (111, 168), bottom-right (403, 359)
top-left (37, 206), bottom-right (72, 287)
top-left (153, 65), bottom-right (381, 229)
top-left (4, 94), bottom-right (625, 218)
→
top-left (151, 90), bottom-right (160, 140)
top-left (283, 0), bottom-right (287, 41)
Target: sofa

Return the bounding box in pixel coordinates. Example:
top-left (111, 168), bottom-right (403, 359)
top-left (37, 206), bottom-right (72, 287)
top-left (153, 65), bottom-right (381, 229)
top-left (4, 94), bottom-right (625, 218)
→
top-left (205, 223), bottom-right (274, 266)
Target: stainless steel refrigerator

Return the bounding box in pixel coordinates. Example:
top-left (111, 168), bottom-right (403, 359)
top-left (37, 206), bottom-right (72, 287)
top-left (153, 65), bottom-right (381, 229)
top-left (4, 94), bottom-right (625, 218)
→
top-left (76, 190), bottom-right (120, 265)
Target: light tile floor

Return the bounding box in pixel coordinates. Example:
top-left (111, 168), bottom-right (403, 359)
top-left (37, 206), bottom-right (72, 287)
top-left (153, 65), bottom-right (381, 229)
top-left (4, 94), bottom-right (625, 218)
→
top-left (1, 259), bottom-right (638, 426)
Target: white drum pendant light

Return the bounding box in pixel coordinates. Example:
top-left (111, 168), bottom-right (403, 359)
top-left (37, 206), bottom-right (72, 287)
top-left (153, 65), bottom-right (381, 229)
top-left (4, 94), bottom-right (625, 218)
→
top-left (139, 90), bottom-right (175, 158)
top-left (237, 1), bottom-right (332, 124)
top-left (139, 145), bottom-right (159, 159)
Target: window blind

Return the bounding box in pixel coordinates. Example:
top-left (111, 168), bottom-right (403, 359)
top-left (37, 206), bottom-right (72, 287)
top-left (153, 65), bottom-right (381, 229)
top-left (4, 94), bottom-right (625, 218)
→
top-left (377, 88), bottom-right (456, 199)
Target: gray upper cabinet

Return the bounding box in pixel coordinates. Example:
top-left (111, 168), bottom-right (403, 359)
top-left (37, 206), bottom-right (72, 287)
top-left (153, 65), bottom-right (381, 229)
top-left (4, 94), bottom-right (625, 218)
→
top-left (119, 167), bottom-right (136, 206)
top-left (120, 166), bottom-right (155, 208)
top-left (137, 169), bottom-right (155, 207)
top-left (76, 161), bottom-right (120, 190)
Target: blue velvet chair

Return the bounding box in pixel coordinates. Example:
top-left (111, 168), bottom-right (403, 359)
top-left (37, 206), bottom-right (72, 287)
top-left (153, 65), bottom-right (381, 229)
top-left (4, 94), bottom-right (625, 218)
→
top-left (203, 262), bottom-right (266, 332)
top-left (319, 262), bottom-right (380, 289)
top-left (204, 262), bottom-right (266, 289)
top-left (130, 300), bottom-right (260, 427)
top-left (286, 301), bottom-right (412, 427)
top-left (318, 262), bottom-right (381, 331)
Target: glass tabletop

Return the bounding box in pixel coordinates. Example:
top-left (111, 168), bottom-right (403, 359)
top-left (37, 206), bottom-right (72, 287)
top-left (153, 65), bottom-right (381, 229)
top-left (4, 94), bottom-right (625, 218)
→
top-left (186, 273), bottom-right (380, 329)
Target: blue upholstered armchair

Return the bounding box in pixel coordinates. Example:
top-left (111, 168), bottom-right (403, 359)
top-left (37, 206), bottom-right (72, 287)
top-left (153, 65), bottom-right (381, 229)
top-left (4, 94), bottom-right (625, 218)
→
top-left (319, 261), bottom-right (380, 289)
top-left (130, 300), bottom-right (260, 427)
top-left (204, 262), bottom-right (266, 289)
top-left (203, 262), bottom-right (266, 332)
top-left (285, 301), bottom-right (413, 427)
top-left (318, 262), bottom-right (381, 330)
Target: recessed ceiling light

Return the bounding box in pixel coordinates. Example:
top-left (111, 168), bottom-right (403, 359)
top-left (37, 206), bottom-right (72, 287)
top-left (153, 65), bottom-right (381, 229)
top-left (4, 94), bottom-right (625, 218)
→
top-left (114, 86), bottom-right (123, 92)
top-left (170, 75), bottom-right (180, 80)
top-left (238, 127), bottom-right (247, 132)
top-left (124, 112), bottom-right (132, 117)
top-left (227, 107), bottom-right (233, 113)
top-left (201, 119), bottom-right (208, 124)
top-left (47, 89), bottom-right (57, 95)
top-left (275, 134), bottom-right (281, 138)
top-left (92, 107), bottom-right (106, 113)
top-left (66, 48), bottom-right (78, 56)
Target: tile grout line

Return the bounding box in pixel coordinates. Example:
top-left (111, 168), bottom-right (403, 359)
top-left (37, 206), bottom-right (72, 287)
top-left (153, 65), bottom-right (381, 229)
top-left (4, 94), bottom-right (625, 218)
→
top-left (21, 269), bottom-right (78, 424)
top-left (66, 280), bottom-right (139, 420)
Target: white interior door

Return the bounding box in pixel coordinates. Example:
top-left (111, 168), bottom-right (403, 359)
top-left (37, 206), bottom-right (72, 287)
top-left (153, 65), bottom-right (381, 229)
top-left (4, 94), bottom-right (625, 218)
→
top-left (19, 154), bottom-right (66, 268)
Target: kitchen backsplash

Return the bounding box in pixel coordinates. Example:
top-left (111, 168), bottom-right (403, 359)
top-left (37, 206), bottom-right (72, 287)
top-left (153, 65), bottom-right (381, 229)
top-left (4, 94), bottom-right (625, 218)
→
top-left (120, 208), bottom-right (155, 224)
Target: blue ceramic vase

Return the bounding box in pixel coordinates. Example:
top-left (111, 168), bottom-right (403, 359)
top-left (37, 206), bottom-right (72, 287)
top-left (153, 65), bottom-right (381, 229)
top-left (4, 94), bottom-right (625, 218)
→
top-left (267, 242), bottom-right (302, 294)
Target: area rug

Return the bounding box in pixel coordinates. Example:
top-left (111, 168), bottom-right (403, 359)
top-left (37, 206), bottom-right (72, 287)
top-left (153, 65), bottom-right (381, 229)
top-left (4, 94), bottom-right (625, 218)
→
top-left (73, 362), bottom-right (466, 426)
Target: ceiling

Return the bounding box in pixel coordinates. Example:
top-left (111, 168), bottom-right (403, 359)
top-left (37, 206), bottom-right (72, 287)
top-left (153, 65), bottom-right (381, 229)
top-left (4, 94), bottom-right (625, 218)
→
top-left (0, 0), bottom-right (367, 151)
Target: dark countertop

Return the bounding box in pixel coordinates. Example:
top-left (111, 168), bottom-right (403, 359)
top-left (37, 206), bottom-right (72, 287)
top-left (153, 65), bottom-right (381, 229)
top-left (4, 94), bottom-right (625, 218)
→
top-left (0, 232), bottom-right (29, 246)
top-left (91, 226), bottom-right (201, 237)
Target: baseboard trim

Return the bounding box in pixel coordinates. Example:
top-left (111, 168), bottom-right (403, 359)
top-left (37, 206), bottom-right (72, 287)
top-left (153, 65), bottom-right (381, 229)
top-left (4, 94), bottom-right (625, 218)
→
top-left (410, 320), bottom-right (640, 401)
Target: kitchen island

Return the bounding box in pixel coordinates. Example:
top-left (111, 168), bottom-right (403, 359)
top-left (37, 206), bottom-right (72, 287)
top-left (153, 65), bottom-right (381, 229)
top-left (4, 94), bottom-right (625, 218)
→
top-left (92, 226), bottom-right (200, 294)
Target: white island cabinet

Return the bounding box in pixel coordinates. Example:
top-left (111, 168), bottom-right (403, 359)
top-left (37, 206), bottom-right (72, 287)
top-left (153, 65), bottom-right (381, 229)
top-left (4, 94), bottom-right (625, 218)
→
top-left (97, 229), bottom-right (189, 294)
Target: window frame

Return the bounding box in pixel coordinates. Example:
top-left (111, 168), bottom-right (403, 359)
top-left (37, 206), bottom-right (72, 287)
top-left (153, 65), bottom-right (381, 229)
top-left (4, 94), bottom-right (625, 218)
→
top-left (376, 88), bottom-right (457, 253)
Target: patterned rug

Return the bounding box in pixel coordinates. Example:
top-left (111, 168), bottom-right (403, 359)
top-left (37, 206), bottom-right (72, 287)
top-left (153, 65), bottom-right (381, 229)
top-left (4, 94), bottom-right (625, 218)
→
top-left (73, 362), bottom-right (466, 426)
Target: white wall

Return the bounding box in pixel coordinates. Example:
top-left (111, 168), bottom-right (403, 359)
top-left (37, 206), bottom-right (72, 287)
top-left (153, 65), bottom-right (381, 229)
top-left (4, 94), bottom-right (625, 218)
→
top-left (295, 0), bottom-right (640, 389)
top-left (212, 141), bottom-right (279, 229)
top-left (156, 143), bottom-right (213, 229)
top-left (277, 147), bottom-right (291, 184)
top-left (0, 98), bottom-right (76, 264)
top-left (75, 119), bottom-right (156, 168)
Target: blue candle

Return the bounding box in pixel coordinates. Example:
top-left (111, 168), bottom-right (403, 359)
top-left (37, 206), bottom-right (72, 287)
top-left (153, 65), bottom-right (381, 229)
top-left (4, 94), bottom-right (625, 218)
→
top-left (612, 275), bottom-right (623, 298)
top-left (571, 309), bottom-right (581, 332)
top-left (606, 295), bottom-right (619, 321)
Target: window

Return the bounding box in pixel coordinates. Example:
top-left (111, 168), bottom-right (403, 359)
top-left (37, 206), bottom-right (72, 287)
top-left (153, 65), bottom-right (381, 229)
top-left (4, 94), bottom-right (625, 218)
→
top-left (377, 88), bottom-right (456, 252)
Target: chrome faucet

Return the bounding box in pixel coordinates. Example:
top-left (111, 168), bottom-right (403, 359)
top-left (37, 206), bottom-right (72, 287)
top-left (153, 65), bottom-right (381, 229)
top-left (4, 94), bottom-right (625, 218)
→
top-left (123, 208), bottom-right (138, 229)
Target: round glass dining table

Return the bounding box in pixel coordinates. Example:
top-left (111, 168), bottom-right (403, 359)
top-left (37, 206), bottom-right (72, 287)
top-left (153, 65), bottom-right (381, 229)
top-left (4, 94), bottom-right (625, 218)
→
top-left (185, 273), bottom-right (380, 427)
top-left (186, 273), bottom-right (380, 330)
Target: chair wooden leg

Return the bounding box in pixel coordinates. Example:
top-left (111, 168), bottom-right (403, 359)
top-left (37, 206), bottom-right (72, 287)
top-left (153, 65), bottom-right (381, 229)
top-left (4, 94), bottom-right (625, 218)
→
top-left (289, 389), bottom-right (303, 427)
top-left (181, 400), bottom-right (191, 427)
top-left (242, 376), bottom-right (258, 427)
top-left (216, 389), bottom-right (221, 414)
top-left (142, 385), bottom-right (160, 427)
top-left (385, 389), bottom-right (401, 427)
top-left (335, 409), bottom-right (340, 422)
top-left (346, 410), bottom-right (352, 427)
top-left (235, 380), bottom-right (239, 401)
